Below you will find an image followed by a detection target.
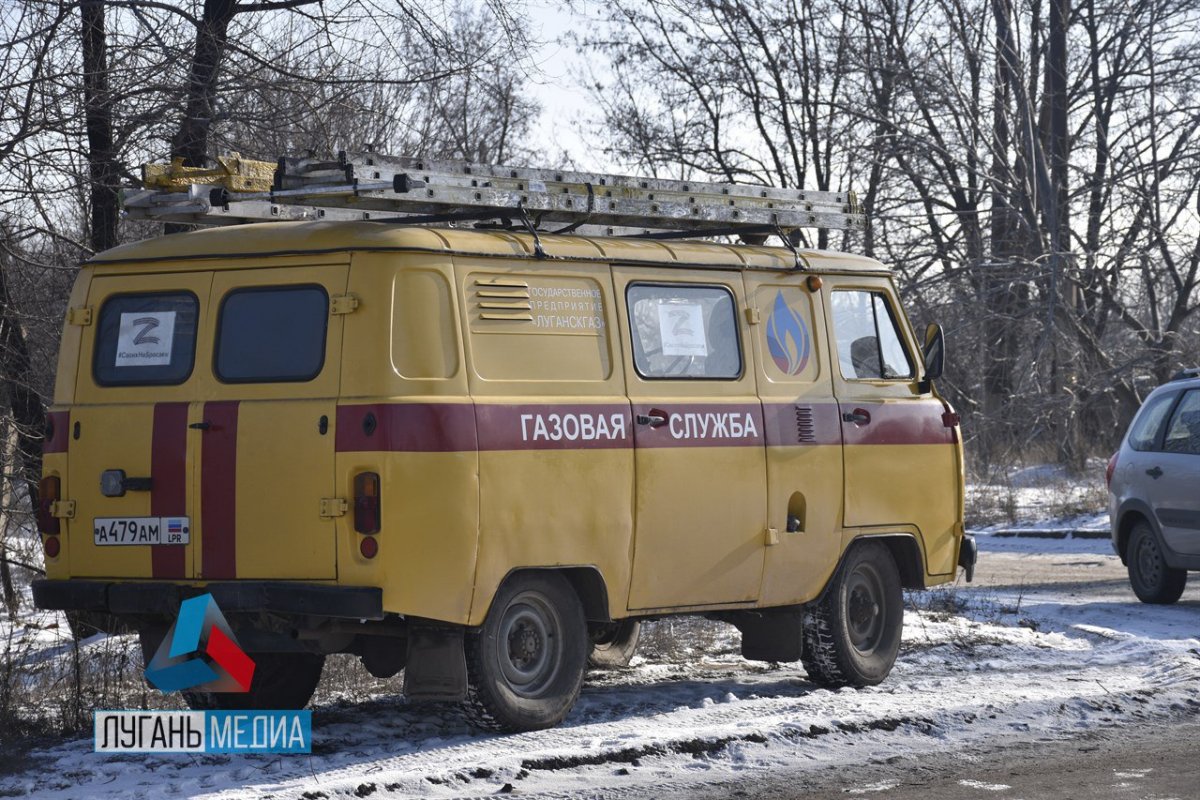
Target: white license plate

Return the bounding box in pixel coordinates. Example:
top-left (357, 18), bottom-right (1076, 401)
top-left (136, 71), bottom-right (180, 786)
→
top-left (93, 517), bottom-right (190, 546)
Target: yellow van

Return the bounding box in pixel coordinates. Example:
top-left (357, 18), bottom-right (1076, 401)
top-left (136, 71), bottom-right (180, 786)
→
top-left (33, 156), bottom-right (974, 731)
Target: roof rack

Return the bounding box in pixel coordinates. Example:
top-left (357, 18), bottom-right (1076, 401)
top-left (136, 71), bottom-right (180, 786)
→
top-left (121, 150), bottom-right (866, 240)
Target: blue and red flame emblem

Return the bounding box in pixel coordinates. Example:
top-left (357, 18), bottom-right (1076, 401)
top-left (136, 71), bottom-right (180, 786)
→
top-left (766, 291), bottom-right (811, 375)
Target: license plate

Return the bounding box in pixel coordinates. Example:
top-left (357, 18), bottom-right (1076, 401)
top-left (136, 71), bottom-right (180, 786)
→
top-left (93, 517), bottom-right (190, 546)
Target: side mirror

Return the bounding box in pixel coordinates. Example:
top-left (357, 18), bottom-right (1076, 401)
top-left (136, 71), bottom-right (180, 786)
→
top-left (920, 322), bottom-right (945, 391)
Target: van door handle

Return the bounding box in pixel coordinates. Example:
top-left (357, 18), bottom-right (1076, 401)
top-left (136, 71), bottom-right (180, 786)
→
top-left (842, 408), bottom-right (872, 425)
top-left (636, 413), bottom-right (667, 427)
top-left (1146, 466), bottom-right (1164, 479)
top-left (189, 421), bottom-right (211, 431)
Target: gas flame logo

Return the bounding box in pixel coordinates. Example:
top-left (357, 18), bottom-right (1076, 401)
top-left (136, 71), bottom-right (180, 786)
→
top-left (766, 291), bottom-right (811, 375)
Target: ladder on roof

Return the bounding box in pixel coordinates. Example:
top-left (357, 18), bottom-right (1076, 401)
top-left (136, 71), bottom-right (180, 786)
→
top-left (121, 150), bottom-right (866, 241)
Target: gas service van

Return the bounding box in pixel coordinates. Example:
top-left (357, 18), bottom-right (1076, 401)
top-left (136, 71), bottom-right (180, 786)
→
top-left (34, 153), bottom-right (976, 731)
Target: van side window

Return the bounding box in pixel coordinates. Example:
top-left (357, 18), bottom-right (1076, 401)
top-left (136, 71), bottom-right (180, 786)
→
top-left (627, 284), bottom-right (741, 379)
top-left (831, 290), bottom-right (914, 380)
top-left (1128, 392), bottom-right (1176, 452)
top-left (93, 292), bottom-right (199, 386)
top-left (1162, 390), bottom-right (1200, 455)
top-left (215, 285), bottom-right (328, 383)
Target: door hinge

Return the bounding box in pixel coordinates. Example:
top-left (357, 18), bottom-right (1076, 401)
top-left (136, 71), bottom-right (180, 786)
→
top-left (764, 526), bottom-right (780, 546)
top-left (320, 497), bottom-right (348, 518)
top-left (67, 307), bottom-right (93, 326)
top-left (330, 294), bottom-right (360, 315)
top-left (51, 500), bottom-right (76, 519)
top-left (744, 307), bottom-right (762, 325)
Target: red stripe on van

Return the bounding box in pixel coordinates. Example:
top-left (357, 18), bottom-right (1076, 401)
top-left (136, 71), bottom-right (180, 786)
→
top-left (475, 404), bottom-right (632, 450)
top-left (150, 403), bottom-right (188, 579)
top-left (201, 401), bottom-right (239, 580)
top-left (761, 403), bottom-right (843, 446)
top-left (336, 403), bottom-right (478, 453)
top-left (44, 411), bottom-right (69, 453)
top-left (839, 401), bottom-right (956, 446)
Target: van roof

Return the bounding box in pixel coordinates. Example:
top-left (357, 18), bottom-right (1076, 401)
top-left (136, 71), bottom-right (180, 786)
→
top-left (89, 222), bottom-right (892, 274)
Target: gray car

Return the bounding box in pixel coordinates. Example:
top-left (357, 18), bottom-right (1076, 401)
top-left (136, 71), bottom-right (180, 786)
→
top-left (1108, 369), bottom-right (1200, 604)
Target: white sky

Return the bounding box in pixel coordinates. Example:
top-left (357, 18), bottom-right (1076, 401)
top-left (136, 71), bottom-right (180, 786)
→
top-left (521, 1), bottom-right (612, 170)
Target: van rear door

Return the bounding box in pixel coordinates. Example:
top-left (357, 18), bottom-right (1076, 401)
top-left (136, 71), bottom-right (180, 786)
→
top-left (68, 271), bottom-right (211, 579)
top-left (196, 264), bottom-right (348, 581)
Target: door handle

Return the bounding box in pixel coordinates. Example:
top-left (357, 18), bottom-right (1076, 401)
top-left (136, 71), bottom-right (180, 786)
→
top-left (189, 421), bottom-right (211, 431)
top-left (842, 408), bottom-right (872, 425)
top-left (636, 413), bottom-right (667, 427)
top-left (1146, 466), bottom-right (1164, 479)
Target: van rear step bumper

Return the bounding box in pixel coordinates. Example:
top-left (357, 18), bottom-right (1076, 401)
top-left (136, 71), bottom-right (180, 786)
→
top-left (32, 579), bottom-right (384, 621)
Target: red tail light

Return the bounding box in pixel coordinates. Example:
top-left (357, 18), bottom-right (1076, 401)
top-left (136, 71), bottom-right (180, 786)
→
top-left (1106, 451), bottom-right (1119, 489)
top-left (44, 536), bottom-right (60, 558)
top-left (354, 472), bottom-right (381, 534)
top-left (37, 476), bottom-right (60, 535)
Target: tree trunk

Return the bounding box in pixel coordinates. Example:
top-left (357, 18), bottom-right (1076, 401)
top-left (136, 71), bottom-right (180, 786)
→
top-left (81, 0), bottom-right (119, 252)
top-left (171, 0), bottom-right (239, 167)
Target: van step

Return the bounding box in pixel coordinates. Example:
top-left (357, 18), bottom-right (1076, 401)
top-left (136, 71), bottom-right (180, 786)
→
top-left (122, 150), bottom-right (866, 241)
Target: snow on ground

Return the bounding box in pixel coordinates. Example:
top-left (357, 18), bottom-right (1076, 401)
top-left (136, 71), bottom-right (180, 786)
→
top-left (2, 529), bottom-right (1197, 800)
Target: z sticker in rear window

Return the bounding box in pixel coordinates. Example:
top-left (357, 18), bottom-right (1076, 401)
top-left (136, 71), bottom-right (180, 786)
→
top-left (116, 311), bottom-right (176, 367)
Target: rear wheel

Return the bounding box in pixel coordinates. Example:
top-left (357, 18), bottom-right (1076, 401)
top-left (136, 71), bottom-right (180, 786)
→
top-left (802, 542), bottom-right (903, 688)
top-left (588, 620), bottom-right (641, 669)
top-left (463, 572), bottom-right (588, 732)
top-left (1127, 522), bottom-right (1187, 604)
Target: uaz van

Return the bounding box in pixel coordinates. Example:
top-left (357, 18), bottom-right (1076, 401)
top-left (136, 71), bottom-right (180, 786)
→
top-left (34, 161), bottom-right (975, 731)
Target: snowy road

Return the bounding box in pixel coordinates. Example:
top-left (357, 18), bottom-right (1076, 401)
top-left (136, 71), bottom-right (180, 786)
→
top-left (2, 534), bottom-right (1198, 799)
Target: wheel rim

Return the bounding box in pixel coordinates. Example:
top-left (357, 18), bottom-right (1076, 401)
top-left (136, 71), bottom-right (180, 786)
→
top-left (1134, 533), bottom-right (1163, 587)
top-left (497, 593), bottom-right (563, 697)
top-left (845, 563), bottom-right (886, 654)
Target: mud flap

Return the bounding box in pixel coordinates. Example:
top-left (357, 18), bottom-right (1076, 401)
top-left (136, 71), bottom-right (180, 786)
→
top-left (958, 534), bottom-right (978, 582)
top-left (731, 607), bottom-right (804, 662)
top-left (403, 625), bottom-right (467, 701)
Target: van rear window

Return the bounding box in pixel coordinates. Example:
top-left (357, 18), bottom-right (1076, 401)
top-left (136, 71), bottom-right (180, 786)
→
top-left (93, 292), bottom-right (199, 386)
top-left (215, 285), bottom-right (328, 383)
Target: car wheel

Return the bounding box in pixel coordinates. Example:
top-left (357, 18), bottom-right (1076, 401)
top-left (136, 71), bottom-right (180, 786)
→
top-left (802, 542), bottom-right (903, 688)
top-left (463, 572), bottom-right (588, 732)
top-left (588, 620), bottom-right (641, 669)
top-left (1127, 522), bottom-right (1187, 604)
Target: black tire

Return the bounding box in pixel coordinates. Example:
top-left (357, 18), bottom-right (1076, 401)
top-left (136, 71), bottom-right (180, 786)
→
top-left (1127, 522), bottom-right (1187, 604)
top-left (802, 542), bottom-right (903, 688)
top-left (138, 627), bottom-right (324, 710)
top-left (588, 620), bottom-right (641, 669)
top-left (463, 572), bottom-right (588, 732)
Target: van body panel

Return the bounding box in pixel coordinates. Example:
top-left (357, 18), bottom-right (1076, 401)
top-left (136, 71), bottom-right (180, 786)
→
top-left (743, 275), bottom-right (846, 606)
top-left (456, 257), bottom-right (634, 625)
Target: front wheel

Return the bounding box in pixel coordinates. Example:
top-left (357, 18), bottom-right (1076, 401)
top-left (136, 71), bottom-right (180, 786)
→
top-left (463, 572), bottom-right (588, 732)
top-left (1128, 522), bottom-right (1187, 604)
top-left (802, 542), bottom-right (903, 688)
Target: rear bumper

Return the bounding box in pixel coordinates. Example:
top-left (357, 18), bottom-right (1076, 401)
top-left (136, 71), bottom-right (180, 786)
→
top-left (958, 534), bottom-right (978, 582)
top-left (32, 579), bottom-right (383, 621)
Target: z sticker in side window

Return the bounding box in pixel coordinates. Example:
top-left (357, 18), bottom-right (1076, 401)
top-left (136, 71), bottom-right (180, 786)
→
top-left (657, 302), bottom-right (708, 357)
top-left (115, 311), bottom-right (176, 367)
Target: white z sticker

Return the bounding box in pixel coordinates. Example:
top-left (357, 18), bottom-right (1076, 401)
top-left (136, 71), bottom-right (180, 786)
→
top-left (115, 311), bottom-right (176, 367)
top-left (658, 302), bottom-right (708, 356)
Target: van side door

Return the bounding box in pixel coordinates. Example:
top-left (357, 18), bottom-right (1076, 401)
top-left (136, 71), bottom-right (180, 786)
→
top-left (197, 263), bottom-right (349, 580)
top-left (824, 278), bottom-right (960, 577)
top-left (613, 267), bottom-right (767, 610)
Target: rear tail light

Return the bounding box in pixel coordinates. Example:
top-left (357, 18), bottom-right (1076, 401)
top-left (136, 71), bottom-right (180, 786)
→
top-left (354, 472), bottom-right (381, 534)
top-left (37, 476), bottom-right (60, 535)
top-left (44, 536), bottom-right (60, 558)
top-left (1106, 451), bottom-right (1119, 489)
